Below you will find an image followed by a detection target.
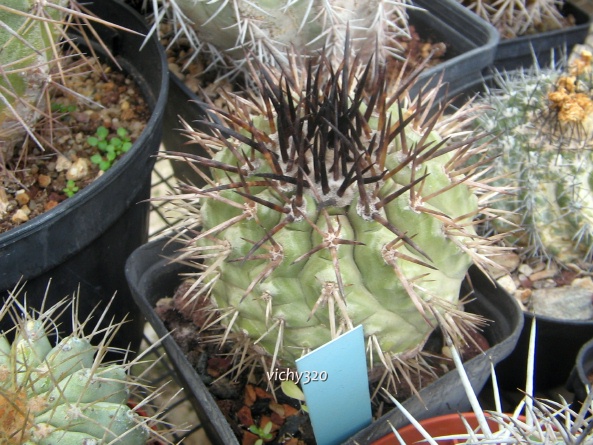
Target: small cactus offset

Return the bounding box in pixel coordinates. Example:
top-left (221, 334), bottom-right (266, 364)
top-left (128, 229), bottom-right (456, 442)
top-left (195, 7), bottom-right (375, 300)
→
top-left (455, 0), bottom-right (567, 39)
top-left (0, 295), bottom-right (169, 444)
top-left (153, 0), bottom-right (411, 74)
top-left (474, 49), bottom-right (593, 265)
top-left (164, 49), bottom-right (503, 385)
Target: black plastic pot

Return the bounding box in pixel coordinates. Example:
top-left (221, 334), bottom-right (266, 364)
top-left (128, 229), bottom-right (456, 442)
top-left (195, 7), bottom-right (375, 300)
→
top-left (126, 238), bottom-right (523, 445)
top-left (496, 312), bottom-right (593, 393)
top-left (161, 0), bottom-right (498, 185)
top-left (0, 0), bottom-right (168, 354)
top-left (566, 336), bottom-right (593, 412)
top-left (491, 1), bottom-right (591, 72)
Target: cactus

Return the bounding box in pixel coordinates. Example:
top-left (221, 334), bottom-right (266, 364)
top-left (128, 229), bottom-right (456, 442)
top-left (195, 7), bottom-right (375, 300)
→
top-left (473, 49), bottom-right (593, 265)
top-left (0, 295), bottom-right (170, 444)
top-left (153, 0), bottom-right (411, 74)
top-left (163, 48), bottom-right (503, 385)
top-left (0, 1), bottom-right (120, 173)
top-left (455, 0), bottom-right (566, 39)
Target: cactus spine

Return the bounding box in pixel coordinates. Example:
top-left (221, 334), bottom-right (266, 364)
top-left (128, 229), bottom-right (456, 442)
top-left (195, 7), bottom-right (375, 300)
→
top-left (155, 0), bottom-right (410, 73)
top-left (164, 50), bottom-right (502, 384)
top-left (474, 49), bottom-right (593, 265)
top-left (0, 296), bottom-right (167, 444)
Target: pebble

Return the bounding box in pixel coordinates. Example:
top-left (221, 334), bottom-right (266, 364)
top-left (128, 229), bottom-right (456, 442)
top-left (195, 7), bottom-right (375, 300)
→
top-left (0, 189), bottom-right (8, 216)
top-left (518, 263), bottom-right (533, 276)
top-left (37, 174), bottom-right (51, 188)
top-left (496, 274), bottom-right (517, 294)
top-left (487, 252), bottom-right (521, 278)
top-left (12, 207), bottom-right (30, 224)
top-left (56, 155), bottom-right (72, 172)
top-left (530, 286), bottom-right (593, 320)
top-left (66, 158), bottom-right (90, 181)
top-left (15, 190), bottom-right (29, 206)
top-left (528, 266), bottom-right (558, 282)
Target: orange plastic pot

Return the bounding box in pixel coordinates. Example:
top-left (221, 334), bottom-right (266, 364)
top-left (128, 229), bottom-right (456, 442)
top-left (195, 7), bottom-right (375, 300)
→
top-left (372, 413), bottom-right (517, 445)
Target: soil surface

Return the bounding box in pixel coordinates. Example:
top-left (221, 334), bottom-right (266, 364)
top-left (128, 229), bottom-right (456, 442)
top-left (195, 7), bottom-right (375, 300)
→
top-left (0, 59), bottom-right (150, 234)
top-left (487, 253), bottom-right (593, 321)
top-left (156, 279), bottom-right (489, 445)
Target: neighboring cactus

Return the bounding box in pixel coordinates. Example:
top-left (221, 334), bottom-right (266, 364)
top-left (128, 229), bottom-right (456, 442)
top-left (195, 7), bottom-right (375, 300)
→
top-left (0, 295), bottom-right (170, 444)
top-left (152, 0), bottom-right (411, 74)
top-left (473, 49), bottom-right (593, 265)
top-left (455, 0), bottom-right (567, 39)
top-left (0, 1), bottom-right (120, 173)
top-left (163, 48), bottom-right (504, 385)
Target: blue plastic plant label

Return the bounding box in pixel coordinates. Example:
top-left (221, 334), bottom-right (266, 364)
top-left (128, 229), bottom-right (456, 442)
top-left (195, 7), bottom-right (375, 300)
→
top-left (295, 325), bottom-right (372, 445)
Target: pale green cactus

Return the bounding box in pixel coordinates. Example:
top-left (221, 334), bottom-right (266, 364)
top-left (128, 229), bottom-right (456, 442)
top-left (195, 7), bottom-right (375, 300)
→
top-left (455, 0), bottom-right (566, 39)
top-left (153, 0), bottom-right (411, 73)
top-left (0, 0), bottom-right (66, 159)
top-left (0, 295), bottom-right (170, 444)
top-left (163, 50), bottom-right (503, 384)
top-left (473, 49), bottom-right (593, 265)
top-left (0, 1), bottom-right (120, 172)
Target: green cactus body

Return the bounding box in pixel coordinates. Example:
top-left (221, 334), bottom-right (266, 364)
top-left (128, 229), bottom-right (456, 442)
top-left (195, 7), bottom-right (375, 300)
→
top-left (0, 0), bottom-right (69, 157)
top-left (169, 55), bottom-right (496, 375)
top-left (0, 306), bottom-right (150, 444)
top-left (475, 50), bottom-right (593, 264)
top-left (162, 0), bottom-right (409, 72)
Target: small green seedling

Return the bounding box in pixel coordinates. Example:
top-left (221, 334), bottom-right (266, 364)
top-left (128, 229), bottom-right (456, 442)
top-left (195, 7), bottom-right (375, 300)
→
top-left (280, 380), bottom-right (308, 413)
top-left (63, 179), bottom-right (79, 197)
top-left (248, 421), bottom-right (274, 445)
top-left (51, 102), bottom-right (77, 114)
top-left (88, 126), bottom-right (132, 171)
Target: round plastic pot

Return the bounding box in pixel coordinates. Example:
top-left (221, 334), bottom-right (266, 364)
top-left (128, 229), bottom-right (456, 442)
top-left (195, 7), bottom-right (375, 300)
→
top-left (126, 237), bottom-right (523, 445)
top-left (372, 412), bottom-right (523, 445)
top-left (566, 336), bottom-right (593, 412)
top-left (491, 1), bottom-right (591, 72)
top-left (161, 0), bottom-right (498, 185)
top-left (0, 0), bottom-right (168, 354)
top-left (496, 313), bottom-right (593, 393)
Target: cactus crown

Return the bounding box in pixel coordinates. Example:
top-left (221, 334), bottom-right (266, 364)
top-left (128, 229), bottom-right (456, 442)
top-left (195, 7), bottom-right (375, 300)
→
top-left (151, 0), bottom-right (411, 76)
top-left (0, 292), bottom-right (175, 444)
top-left (164, 44), bottom-right (505, 392)
top-left (456, 0), bottom-right (567, 39)
top-left (475, 49), bottom-right (593, 265)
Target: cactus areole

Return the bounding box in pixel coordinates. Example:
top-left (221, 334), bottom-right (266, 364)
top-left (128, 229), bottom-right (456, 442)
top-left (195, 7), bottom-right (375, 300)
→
top-left (170, 53), bottom-right (496, 377)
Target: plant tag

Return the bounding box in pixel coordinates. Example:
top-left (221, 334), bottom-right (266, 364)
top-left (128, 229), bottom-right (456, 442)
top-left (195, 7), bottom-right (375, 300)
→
top-left (295, 325), bottom-right (371, 445)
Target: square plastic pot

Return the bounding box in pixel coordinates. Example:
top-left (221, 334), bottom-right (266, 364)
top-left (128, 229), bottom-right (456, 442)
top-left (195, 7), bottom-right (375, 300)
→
top-left (491, 1), bottom-right (591, 72)
top-left (126, 237), bottom-right (523, 445)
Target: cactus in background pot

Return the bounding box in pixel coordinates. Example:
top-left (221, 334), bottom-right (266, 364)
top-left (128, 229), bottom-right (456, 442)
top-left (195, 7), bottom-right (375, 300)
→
top-left (473, 49), bottom-right (593, 266)
top-left (152, 0), bottom-right (411, 74)
top-left (0, 1), bottom-right (121, 172)
top-left (454, 0), bottom-right (567, 39)
top-left (162, 48), bottom-right (505, 386)
top-left (0, 294), bottom-right (171, 444)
